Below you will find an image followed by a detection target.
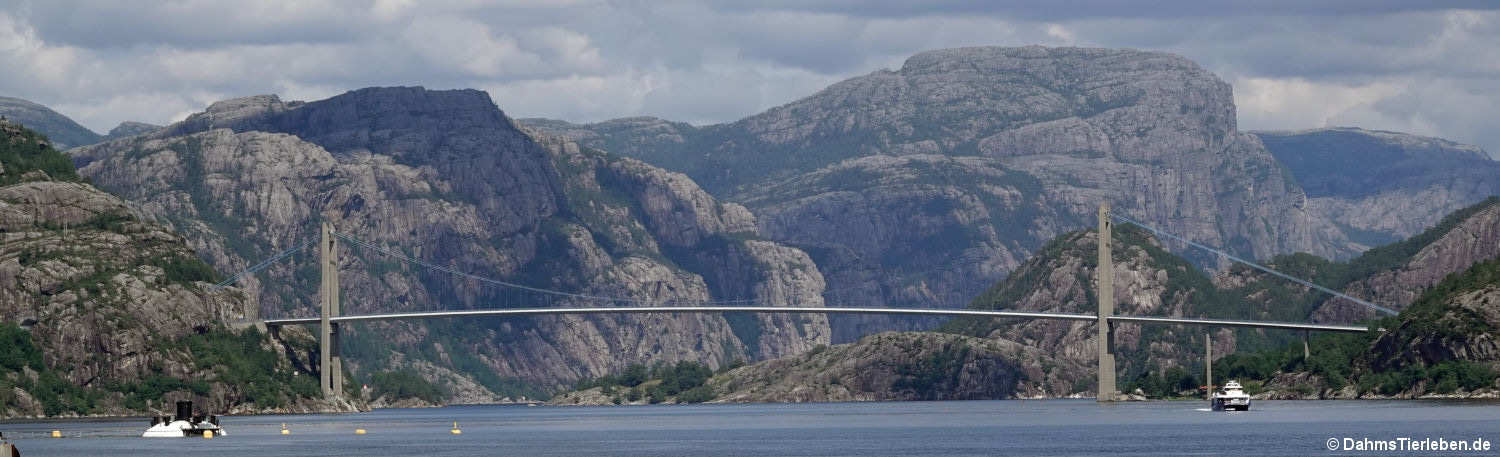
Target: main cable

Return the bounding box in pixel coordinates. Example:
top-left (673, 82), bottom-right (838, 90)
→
top-left (1110, 213), bottom-right (1397, 316)
top-left (211, 238), bottom-right (318, 290)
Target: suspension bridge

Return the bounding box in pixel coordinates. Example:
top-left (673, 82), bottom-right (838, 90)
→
top-left (236, 204), bottom-right (1384, 402)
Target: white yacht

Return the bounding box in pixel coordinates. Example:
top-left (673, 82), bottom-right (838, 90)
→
top-left (1210, 380), bottom-right (1251, 411)
top-left (142, 401), bottom-right (226, 438)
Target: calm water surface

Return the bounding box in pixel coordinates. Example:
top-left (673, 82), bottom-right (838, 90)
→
top-left (2, 400), bottom-right (1497, 456)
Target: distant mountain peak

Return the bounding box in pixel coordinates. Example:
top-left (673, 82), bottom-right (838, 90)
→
top-left (1254, 126), bottom-right (1490, 161)
top-left (0, 95), bottom-right (103, 149)
top-left (104, 121), bottom-right (163, 140)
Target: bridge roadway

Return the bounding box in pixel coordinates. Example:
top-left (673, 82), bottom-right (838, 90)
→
top-left (259, 305), bottom-right (1369, 333)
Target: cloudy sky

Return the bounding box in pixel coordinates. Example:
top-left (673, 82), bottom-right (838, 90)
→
top-left (2, 1), bottom-right (1497, 153)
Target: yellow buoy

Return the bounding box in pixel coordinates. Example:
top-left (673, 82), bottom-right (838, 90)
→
top-left (355, 428), bottom-right (367, 435)
top-left (51, 430), bottom-right (62, 438)
top-left (450, 421), bottom-right (462, 435)
top-left (281, 423), bottom-right (290, 435)
top-left (203, 430), bottom-right (214, 439)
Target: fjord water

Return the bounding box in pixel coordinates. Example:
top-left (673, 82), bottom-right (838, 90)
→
top-left (4, 400), bottom-right (1496, 456)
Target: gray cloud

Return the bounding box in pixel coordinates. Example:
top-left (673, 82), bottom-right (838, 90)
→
top-left (1, 1), bottom-right (1496, 155)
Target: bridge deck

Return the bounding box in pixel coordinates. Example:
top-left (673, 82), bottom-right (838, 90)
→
top-left (259, 306), bottom-right (1368, 333)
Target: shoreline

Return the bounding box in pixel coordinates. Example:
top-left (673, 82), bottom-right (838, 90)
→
top-left (5, 395), bottom-right (1498, 421)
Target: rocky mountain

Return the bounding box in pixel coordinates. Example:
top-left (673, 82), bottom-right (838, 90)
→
top-left (550, 331), bottom-right (1090, 405)
top-left (1255, 127), bottom-right (1500, 245)
top-left (0, 120), bottom-right (346, 417)
top-left (947, 197), bottom-right (1500, 399)
top-left (1302, 198), bottom-right (1500, 321)
top-left (68, 87), bottom-right (831, 399)
top-left (551, 192), bottom-right (1500, 403)
top-left (944, 225), bottom-right (1261, 392)
top-left (1233, 251), bottom-right (1500, 400)
top-left (527, 46), bottom-right (1393, 342)
top-left (0, 96), bottom-right (102, 150)
top-left (707, 332), bottom-right (1088, 402)
top-left (103, 121), bottom-right (162, 140)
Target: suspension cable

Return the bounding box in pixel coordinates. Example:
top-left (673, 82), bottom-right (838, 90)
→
top-left (1110, 213), bottom-right (1397, 316)
top-left (333, 230), bottom-right (884, 307)
top-left (211, 238), bottom-right (318, 290)
top-left (334, 231), bottom-right (672, 305)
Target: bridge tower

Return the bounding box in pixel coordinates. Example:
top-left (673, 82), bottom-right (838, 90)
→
top-left (1096, 203), bottom-right (1118, 402)
top-left (319, 222), bottom-right (343, 400)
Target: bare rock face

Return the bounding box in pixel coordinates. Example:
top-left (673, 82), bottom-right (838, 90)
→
top-left (0, 181), bottom-right (240, 376)
top-left (70, 87), bottom-right (831, 398)
top-left (1315, 199), bottom-right (1500, 323)
top-left (740, 154), bottom-right (1055, 340)
top-left (525, 46), bottom-right (1377, 342)
top-left (0, 172), bottom-right (347, 415)
top-left (536, 136), bottom-right (830, 360)
top-left (1257, 127), bottom-right (1500, 246)
top-left (1371, 285), bottom-right (1500, 370)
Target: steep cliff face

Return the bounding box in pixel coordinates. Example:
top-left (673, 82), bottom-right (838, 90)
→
top-left (1256, 127), bottom-right (1500, 246)
top-left (524, 46), bottom-right (1367, 342)
top-left (0, 121), bottom-right (344, 417)
top-left (1312, 198), bottom-right (1500, 323)
top-left (738, 154), bottom-right (1058, 340)
top-left (69, 88), bottom-right (831, 397)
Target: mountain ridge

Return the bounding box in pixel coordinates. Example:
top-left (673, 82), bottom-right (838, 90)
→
top-left (69, 86), bottom-right (832, 400)
top-left (0, 96), bottom-right (102, 150)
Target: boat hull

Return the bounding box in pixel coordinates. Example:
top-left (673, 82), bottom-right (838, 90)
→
top-left (1210, 397), bottom-right (1250, 411)
top-left (142, 420), bottom-right (226, 438)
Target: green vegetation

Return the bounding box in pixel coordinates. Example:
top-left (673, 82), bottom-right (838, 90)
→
top-left (0, 122), bottom-right (82, 185)
top-left (150, 253), bottom-right (223, 285)
top-left (0, 323), bottom-right (324, 416)
top-left (1213, 334), bottom-right (1496, 397)
top-left (0, 323), bottom-right (102, 416)
top-left (945, 197), bottom-right (1500, 397)
top-left (1391, 253), bottom-right (1500, 341)
top-left (1210, 252), bottom-right (1500, 397)
top-left (159, 327), bottom-right (321, 409)
top-left (573, 361), bottom-right (718, 404)
top-left (891, 340), bottom-right (974, 400)
top-left (367, 369), bottom-right (446, 404)
top-left (404, 320), bottom-right (550, 401)
top-left (0, 323), bottom-right (44, 372)
top-left (1123, 365), bottom-right (1203, 398)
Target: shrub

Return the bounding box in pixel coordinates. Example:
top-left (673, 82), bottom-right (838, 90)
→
top-left (676, 385), bottom-right (716, 404)
top-left (367, 369), bottom-right (446, 404)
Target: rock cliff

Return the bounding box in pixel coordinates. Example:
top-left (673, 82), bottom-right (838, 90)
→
top-left (1256, 127), bottom-right (1500, 246)
top-left (1312, 198), bottom-right (1500, 322)
top-left (525, 46), bottom-right (1412, 342)
top-left (69, 88), bottom-right (831, 398)
top-left (0, 120), bottom-right (347, 417)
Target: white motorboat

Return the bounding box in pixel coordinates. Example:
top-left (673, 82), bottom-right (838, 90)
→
top-left (142, 401), bottom-right (226, 438)
top-left (1210, 380), bottom-right (1251, 411)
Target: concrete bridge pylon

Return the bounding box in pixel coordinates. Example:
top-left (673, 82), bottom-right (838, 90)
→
top-left (1096, 203), bottom-right (1118, 402)
top-left (319, 221), bottom-right (343, 400)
